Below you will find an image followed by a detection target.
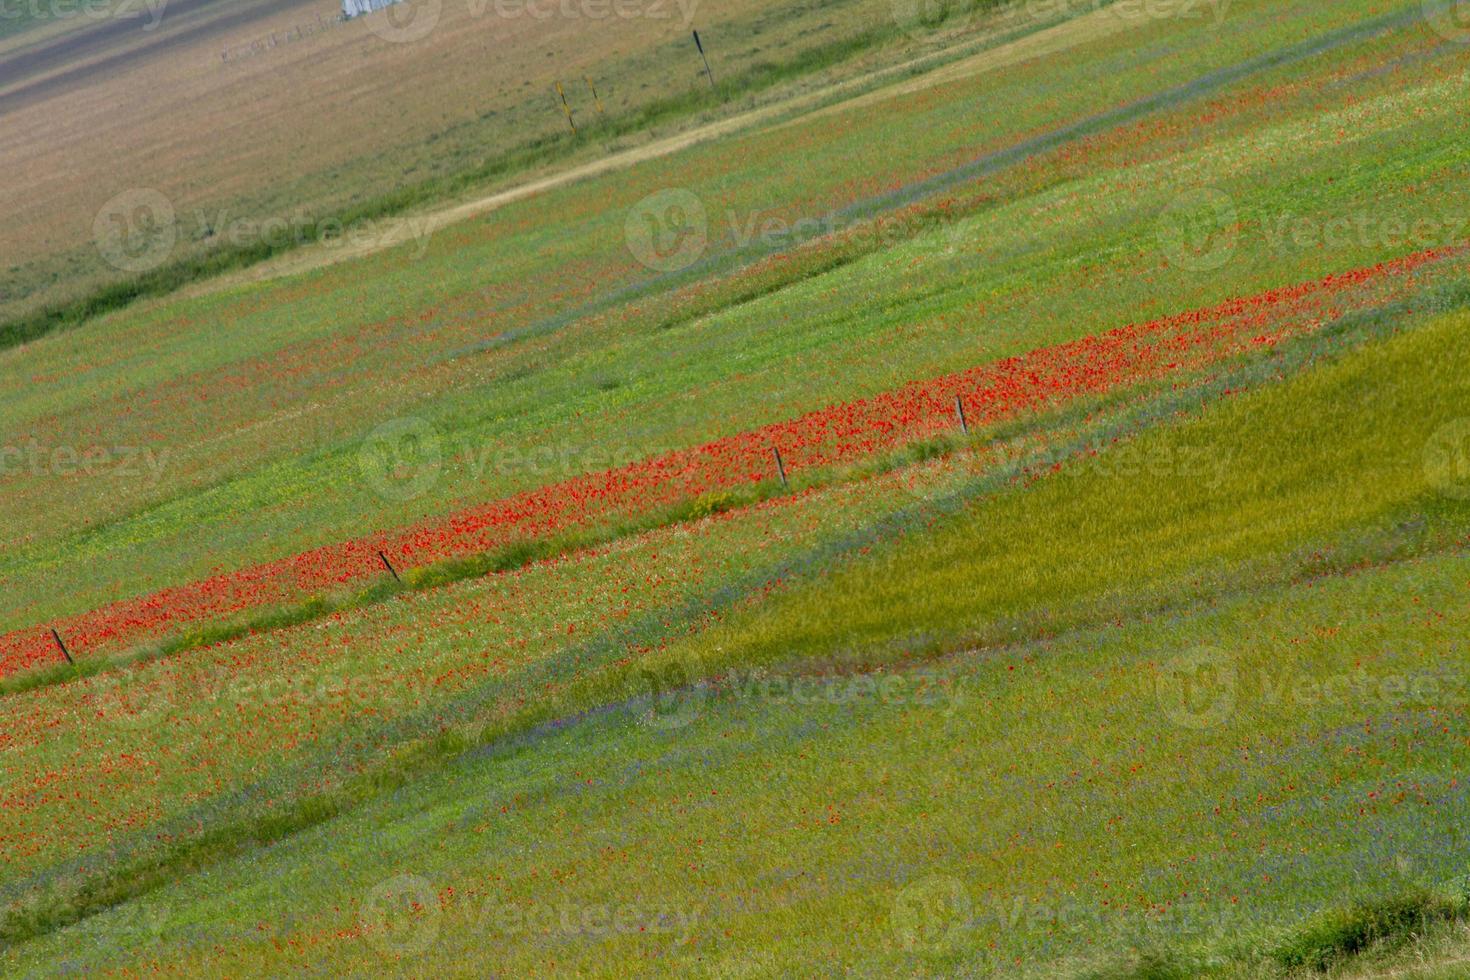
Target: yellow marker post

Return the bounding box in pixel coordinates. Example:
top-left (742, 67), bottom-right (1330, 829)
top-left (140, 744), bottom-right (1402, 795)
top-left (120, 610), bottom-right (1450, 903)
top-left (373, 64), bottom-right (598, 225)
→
top-left (555, 82), bottom-right (576, 133)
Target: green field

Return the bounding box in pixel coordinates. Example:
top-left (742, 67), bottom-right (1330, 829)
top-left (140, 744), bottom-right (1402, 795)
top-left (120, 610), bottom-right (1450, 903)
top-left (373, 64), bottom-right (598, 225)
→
top-left (6, 0), bottom-right (1467, 632)
top-left (3, 0), bottom-right (1470, 975)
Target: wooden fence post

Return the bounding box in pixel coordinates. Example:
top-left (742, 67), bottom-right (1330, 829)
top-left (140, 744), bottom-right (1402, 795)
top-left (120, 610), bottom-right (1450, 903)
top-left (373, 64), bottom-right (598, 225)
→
top-left (50, 628), bottom-right (74, 666)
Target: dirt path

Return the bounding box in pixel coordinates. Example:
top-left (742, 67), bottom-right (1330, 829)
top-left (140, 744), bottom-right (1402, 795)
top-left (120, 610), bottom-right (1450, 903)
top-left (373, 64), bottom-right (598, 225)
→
top-left (196, 3), bottom-right (1134, 295)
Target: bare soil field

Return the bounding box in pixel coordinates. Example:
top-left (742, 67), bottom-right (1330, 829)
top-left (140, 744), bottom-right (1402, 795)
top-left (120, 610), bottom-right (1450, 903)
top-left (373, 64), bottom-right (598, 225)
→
top-left (0, 0), bottom-right (969, 322)
top-left (0, 0), bottom-right (312, 99)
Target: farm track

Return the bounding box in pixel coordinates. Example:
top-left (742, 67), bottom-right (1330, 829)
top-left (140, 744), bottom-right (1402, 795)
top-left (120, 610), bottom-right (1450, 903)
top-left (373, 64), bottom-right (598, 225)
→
top-left (162, 0), bottom-right (1444, 462)
top-left (190, 2), bottom-right (1144, 294)
top-left (207, 0), bottom-right (1429, 297)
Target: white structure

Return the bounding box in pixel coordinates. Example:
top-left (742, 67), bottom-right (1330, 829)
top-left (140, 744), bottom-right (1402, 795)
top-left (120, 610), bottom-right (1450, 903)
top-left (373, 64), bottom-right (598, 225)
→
top-left (342, 0), bottom-right (402, 18)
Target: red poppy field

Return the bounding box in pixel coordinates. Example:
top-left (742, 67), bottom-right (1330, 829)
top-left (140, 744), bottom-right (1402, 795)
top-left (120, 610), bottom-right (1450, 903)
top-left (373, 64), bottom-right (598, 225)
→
top-left (4, 0), bottom-right (1470, 974)
top-left (3, 242), bottom-right (1461, 677)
